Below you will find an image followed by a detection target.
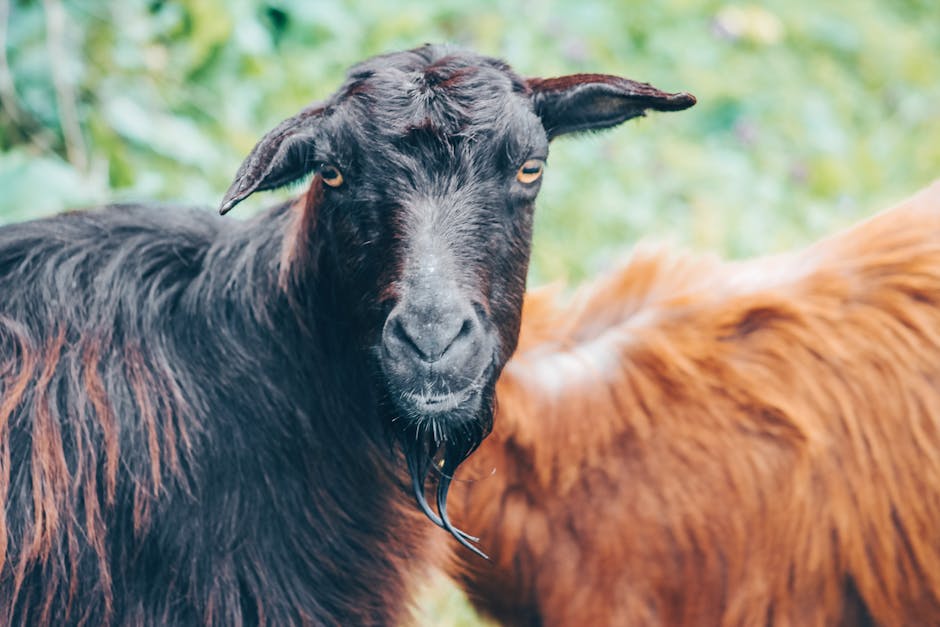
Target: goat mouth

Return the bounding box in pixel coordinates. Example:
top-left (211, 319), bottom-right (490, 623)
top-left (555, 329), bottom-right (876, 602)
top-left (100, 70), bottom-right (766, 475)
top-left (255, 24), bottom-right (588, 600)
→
top-left (400, 385), bottom-right (479, 414)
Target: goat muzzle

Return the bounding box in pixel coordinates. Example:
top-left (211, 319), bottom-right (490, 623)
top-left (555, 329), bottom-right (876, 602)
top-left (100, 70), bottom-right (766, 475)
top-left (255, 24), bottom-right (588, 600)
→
top-left (380, 292), bottom-right (492, 416)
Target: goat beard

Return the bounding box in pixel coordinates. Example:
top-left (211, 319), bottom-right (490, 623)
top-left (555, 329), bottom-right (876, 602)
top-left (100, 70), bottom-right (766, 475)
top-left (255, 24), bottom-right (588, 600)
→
top-left (396, 389), bottom-right (495, 560)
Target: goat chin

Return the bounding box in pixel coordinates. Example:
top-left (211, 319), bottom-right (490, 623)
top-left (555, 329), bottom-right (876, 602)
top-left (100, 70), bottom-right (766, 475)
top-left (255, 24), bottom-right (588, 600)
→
top-left (447, 180), bottom-right (940, 627)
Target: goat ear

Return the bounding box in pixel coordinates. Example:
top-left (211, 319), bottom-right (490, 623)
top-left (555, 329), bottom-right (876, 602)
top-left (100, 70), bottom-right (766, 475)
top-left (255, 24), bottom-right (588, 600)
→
top-left (527, 74), bottom-right (695, 140)
top-left (219, 105), bottom-right (324, 215)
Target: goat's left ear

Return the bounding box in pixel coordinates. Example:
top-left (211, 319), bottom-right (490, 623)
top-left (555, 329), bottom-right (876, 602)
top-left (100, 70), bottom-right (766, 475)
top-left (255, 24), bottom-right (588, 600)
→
top-left (527, 74), bottom-right (695, 140)
top-left (219, 105), bottom-right (324, 215)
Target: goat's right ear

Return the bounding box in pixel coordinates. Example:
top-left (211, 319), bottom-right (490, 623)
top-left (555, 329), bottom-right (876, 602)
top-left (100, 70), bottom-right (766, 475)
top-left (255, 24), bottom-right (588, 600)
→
top-left (219, 105), bottom-right (324, 215)
top-left (527, 74), bottom-right (695, 140)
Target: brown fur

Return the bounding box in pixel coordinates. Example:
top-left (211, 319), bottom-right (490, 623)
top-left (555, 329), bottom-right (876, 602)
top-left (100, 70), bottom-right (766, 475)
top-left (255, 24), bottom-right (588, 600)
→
top-left (278, 180), bottom-right (323, 293)
top-left (0, 320), bottom-right (190, 624)
top-left (448, 181), bottom-right (940, 626)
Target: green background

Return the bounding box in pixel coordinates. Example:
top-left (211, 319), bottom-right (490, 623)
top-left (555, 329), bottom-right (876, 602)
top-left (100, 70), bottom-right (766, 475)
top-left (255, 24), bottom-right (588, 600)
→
top-left (2, 1), bottom-right (938, 624)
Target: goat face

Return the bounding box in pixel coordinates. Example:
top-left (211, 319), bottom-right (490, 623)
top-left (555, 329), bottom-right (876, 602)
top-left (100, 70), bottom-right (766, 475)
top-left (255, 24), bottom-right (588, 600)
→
top-left (219, 44), bottom-right (694, 549)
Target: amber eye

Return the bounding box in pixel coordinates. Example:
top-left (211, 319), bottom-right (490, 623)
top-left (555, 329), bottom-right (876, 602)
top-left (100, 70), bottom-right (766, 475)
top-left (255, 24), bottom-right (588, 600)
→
top-left (516, 159), bottom-right (544, 184)
top-left (319, 164), bottom-right (344, 187)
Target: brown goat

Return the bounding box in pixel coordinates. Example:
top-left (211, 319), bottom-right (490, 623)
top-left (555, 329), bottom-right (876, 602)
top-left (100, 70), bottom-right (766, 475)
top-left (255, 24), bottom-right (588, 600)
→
top-left (447, 181), bottom-right (940, 626)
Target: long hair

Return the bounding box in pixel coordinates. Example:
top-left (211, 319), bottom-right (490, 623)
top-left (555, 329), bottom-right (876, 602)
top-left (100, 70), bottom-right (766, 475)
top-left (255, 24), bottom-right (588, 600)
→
top-left (0, 200), bottom-right (438, 625)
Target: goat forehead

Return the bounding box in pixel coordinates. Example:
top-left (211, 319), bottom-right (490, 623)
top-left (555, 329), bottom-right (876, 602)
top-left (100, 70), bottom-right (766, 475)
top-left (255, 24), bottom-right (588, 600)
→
top-left (350, 101), bottom-right (544, 185)
top-left (342, 63), bottom-right (527, 136)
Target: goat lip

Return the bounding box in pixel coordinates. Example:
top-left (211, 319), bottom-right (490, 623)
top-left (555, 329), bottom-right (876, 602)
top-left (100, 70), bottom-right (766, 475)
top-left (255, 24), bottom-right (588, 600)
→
top-left (401, 387), bottom-right (477, 413)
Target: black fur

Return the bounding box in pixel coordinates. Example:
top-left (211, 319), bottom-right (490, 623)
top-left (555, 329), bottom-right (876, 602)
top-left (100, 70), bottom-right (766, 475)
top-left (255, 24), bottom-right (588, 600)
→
top-left (0, 44), bottom-right (694, 625)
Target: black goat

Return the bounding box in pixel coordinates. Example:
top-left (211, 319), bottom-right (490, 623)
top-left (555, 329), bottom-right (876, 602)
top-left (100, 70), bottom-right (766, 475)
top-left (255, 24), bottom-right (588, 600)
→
top-left (0, 45), bottom-right (694, 625)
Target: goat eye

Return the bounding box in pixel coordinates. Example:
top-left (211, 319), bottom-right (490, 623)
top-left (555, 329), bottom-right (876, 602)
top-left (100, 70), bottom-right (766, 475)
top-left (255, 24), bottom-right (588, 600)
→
top-left (319, 164), bottom-right (344, 187)
top-left (516, 159), bottom-right (544, 184)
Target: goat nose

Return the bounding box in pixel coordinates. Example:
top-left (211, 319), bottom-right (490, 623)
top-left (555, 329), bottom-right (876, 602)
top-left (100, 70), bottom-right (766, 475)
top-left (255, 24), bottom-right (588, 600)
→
top-left (383, 304), bottom-right (478, 364)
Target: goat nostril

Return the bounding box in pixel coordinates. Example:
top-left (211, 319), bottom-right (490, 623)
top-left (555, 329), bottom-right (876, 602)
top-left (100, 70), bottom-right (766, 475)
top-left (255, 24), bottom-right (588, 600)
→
top-left (391, 317), bottom-right (425, 358)
top-left (455, 319), bottom-right (473, 342)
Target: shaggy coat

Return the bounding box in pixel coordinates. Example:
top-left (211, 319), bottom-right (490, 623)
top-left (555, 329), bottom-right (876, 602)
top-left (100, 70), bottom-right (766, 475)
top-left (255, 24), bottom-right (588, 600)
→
top-left (449, 181), bottom-right (940, 626)
top-left (0, 202), bottom-right (441, 625)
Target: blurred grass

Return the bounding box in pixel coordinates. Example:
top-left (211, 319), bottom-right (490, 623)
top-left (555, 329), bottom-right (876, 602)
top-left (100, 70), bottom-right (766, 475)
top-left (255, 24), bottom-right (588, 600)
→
top-left (2, 0), bottom-right (939, 624)
top-left (409, 572), bottom-right (498, 627)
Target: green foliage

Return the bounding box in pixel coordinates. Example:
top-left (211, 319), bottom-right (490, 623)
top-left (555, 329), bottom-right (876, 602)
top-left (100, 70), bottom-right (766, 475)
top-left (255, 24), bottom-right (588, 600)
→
top-left (2, 1), bottom-right (939, 623)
